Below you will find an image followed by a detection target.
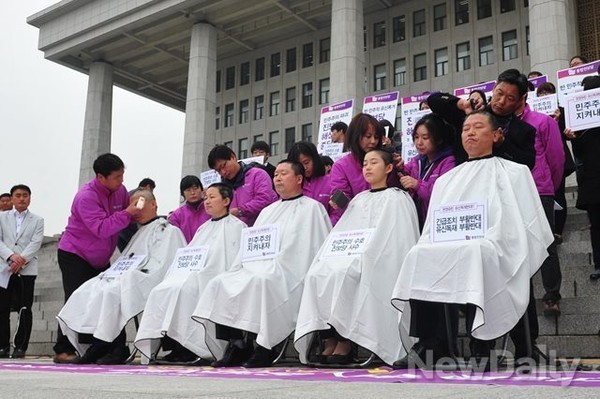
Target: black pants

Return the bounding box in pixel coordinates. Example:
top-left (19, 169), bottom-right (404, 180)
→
top-left (408, 299), bottom-right (458, 353)
top-left (554, 177), bottom-right (568, 236)
top-left (0, 274), bottom-right (36, 351)
top-left (468, 280), bottom-right (539, 359)
top-left (540, 196), bottom-right (562, 302)
top-left (53, 249), bottom-right (107, 354)
top-left (215, 324), bottom-right (245, 341)
top-left (588, 204), bottom-right (600, 268)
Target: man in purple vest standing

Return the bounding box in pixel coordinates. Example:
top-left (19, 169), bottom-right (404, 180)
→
top-left (207, 145), bottom-right (278, 226)
top-left (53, 153), bottom-right (141, 363)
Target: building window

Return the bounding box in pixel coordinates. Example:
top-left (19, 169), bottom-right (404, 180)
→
top-left (285, 127), bottom-right (296, 153)
top-left (455, 0), bottom-right (470, 25)
top-left (413, 10), bottom-right (426, 37)
top-left (456, 42), bottom-right (471, 71)
top-left (225, 103), bottom-right (234, 127)
top-left (253, 134), bottom-right (263, 143)
top-left (238, 138), bottom-right (248, 159)
top-left (373, 21), bottom-right (386, 48)
top-left (302, 82), bottom-right (313, 108)
top-left (477, 0), bottom-right (492, 19)
top-left (320, 38), bottom-right (330, 63)
top-left (319, 78), bottom-right (330, 104)
top-left (500, 0), bottom-right (516, 13)
top-left (302, 43), bottom-right (313, 68)
top-left (435, 48), bottom-right (449, 77)
top-left (526, 25), bottom-right (530, 56)
top-left (269, 131), bottom-right (279, 156)
top-left (374, 64), bottom-right (387, 91)
top-left (524, 0), bottom-right (529, 7)
top-left (254, 95), bottom-right (264, 120)
top-left (270, 52), bottom-right (281, 77)
top-left (224, 141), bottom-right (233, 148)
top-left (393, 58), bottom-right (407, 86)
top-left (301, 123), bottom-right (312, 142)
top-left (479, 36), bottom-right (494, 66)
top-left (216, 70), bottom-right (221, 93)
top-left (225, 66), bottom-right (235, 90)
top-left (215, 106), bottom-right (220, 130)
top-left (240, 62), bottom-right (250, 86)
top-left (286, 48), bottom-right (297, 73)
top-left (414, 53), bottom-right (427, 82)
top-left (270, 91), bottom-right (280, 117)
top-left (239, 99), bottom-right (249, 124)
top-left (433, 3), bottom-right (447, 31)
top-left (392, 15), bottom-right (406, 42)
top-left (286, 87), bottom-right (296, 112)
top-left (255, 57), bottom-right (265, 81)
top-left (502, 30), bottom-right (518, 60)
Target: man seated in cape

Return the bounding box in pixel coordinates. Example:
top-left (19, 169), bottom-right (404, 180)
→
top-left (391, 110), bottom-right (553, 369)
top-left (57, 190), bottom-right (186, 365)
top-left (192, 160), bottom-right (332, 368)
top-left (134, 183), bottom-right (247, 363)
top-left (294, 149), bottom-right (420, 366)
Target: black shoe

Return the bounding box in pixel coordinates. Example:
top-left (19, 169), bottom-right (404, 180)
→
top-left (74, 344), bottom-right (110, 364)
top-left (160, 347), bottom-right (199, 363)
top-left (0, 347), bottom-right (10, 359)
top-left (96, 346), bottom-right (131, 365)
top-left (392, 342), bottom-right (439, 370)
top-left (326, 352), bottom-right (355, 365)
top-left (590, 269), bottom-right (600, 281)
top-left (242, 345), bottom-right (275, 368)
top-left (211, 343), bottom-right (252, 367)
top-left (10, 348), bottom-right (26, 359)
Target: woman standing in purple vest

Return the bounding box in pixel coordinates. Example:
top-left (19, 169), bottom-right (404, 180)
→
top-left (287, 141), bottom-right (332, 213)
top-left (168, 175), bottom-right (210, 243)
top-left (328, 113), bottom-right (384, 225)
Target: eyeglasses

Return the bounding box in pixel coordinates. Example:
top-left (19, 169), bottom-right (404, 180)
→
top-left (184, 186), bottom-right (201, 194)
top-left (214, 160), bottom-right (229, 173)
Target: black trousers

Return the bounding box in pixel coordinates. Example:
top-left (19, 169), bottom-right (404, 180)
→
top-left (0, 274), bottom-right (36, 351)
top-left (554, 177), bottom-right (568, 236)
top-left (588, 204), bottom-right (600, 268)
top-left (53, 249), bottom-right (107, 354)
top-left (540, 196), bottom-right (562, 302)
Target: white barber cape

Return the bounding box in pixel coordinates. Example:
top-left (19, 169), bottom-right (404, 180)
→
top-left (294, 187), bottom-right (420, 365)
top-left (57, 217), bottom-right (185, 354)
top-left (134, 214), bottom-right (247, 360)
top-left (192, 195), bottom-right (332, 351)
top-left (391, 157), bottom-right (554, 343)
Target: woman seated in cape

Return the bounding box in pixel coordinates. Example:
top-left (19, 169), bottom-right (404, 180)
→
top-left (134, 183), bottom-right (247, 363)
top-left (294, 149), bottom-right (420, 366)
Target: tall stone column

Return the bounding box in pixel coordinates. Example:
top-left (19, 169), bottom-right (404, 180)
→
top-left (79, 61), bottom-right (113, 186)
top-left (329, 0), bottom-right (365, 115)
top-left (529, 0), bottom-right (577, 80)
top-left (182, 23), bottom-right (217, 177)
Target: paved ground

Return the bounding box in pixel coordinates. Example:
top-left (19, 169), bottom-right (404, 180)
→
top-left (2, 358), bottom-right (599, 398)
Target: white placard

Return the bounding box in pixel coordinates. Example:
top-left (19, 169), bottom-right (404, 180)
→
top-left (321, 143), bottom-right (345, 162)
top-left (431, 201), bottom-right (487, 243)
top-left (241, 224), bottom-right (280, 261)
top-left (200, 170), bottom-right (221, 188)
top-left (317, 99), bottom-right (354, 153)
top-left (557, 60), bottom-right (600, 105)
top-left (321, 228), bottom-right (375, 258)
top-left (564, 87), bottom-right (600, 131)
top-left (240, 155), bottom-right (265, 165)
top-left (103, 254), bottom-right (147, 279)
top-left (401, 109), bottom-right (432, 162)
top-left (168, 246), bottom-right (209, 273)
top-left (527, 94), bottom-right (558, 116)
top-left (362, 91), bottom-right (399, 123)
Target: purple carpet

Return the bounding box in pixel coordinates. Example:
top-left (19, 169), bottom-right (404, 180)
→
top-left (1, 362), bottom-right (599, 388)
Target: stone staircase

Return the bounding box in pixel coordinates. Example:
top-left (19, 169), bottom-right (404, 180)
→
top-left (11, 186), bottom-right (600, 359)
